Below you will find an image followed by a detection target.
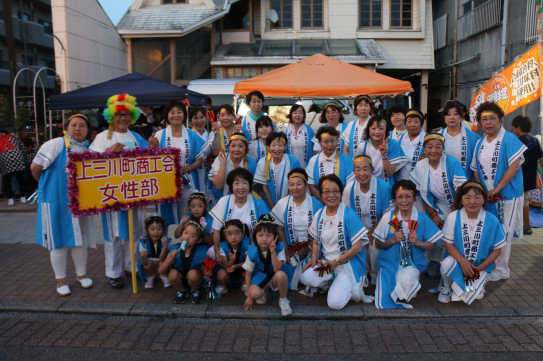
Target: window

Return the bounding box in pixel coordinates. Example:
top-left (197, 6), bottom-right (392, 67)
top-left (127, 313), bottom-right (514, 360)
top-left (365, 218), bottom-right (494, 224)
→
top-left (224, 0), bottom-right (250, 30)
top-left (359, 0), bottom-right (382, 28)
top-left (463, 1), bottom-right (473, 14)
top-left (17, 11), bottom-right (31, 21)
top-left (301, 0), bottom-right (323, 28)
top-left (390, 0), bottom-right (412, 28)
top-left (270, 0), bottom-right (293, 28)
top-left (162, 0), bottom-right (186, 3)
top-left (38, 19), bottom-right (53, 35)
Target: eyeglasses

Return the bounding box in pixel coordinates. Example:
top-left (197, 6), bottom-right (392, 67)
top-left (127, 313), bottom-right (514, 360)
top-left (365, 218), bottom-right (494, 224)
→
top-left (224, 229), bottom-right (242, 236)
top-left (115, 113), bottom-right (132, 119)
top-left (322, 190), bottom-right (341, 196)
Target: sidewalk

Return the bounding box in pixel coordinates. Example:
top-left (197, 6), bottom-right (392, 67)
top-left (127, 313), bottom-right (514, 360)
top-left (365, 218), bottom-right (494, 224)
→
top-left (1, 198), bottom-right (543, 320)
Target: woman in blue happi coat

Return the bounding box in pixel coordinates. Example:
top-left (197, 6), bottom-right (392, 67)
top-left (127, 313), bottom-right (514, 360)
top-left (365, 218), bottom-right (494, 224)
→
top-left (437, 182), bottom-right (504, 305)
top-left (373, 180), bottom-right (442, 309)
top-left (300, 174), bottom-right (373, 309)
top-left (31, 113), bottom-right (96, 296)
top-left (470, 101), bottom-right (526, 281)
top-left (283, 104), bottom-right (315, 168)
top-left (355, 115), bottom-right (406, 185)
top-left (210, 167), bottom-right (269, 267)
top-left (153, 100), bottom-right (206, 227)
top-left (343, 155), bottom-right (392, 285)
top-left (439, 100), bottom-right (481, 179)
top-left (305, 126), bottom-right (353, 203)
top-left (410, 133), bottom-right (467, 276)
top-left (254, 132), bottom-right (302, 209)
top-left (271, 168), bottom-right (324, 291)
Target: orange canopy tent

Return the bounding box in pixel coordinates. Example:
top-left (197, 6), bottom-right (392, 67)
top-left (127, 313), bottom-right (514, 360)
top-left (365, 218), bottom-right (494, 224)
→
top-left (233, 53), bottom-right (413, 98)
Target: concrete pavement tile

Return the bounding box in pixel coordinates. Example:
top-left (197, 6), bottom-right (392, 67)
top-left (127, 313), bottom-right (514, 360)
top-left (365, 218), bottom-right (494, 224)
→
top-left (512, 306), bottom-right (543, 316)
top-left (129, 303), bottom-right (179, 317)
top-left (0, 299), bottom-right (61, 313)
top-left (170, 303), bottom-right (207, 318)
top-left (58, 301), bottom-right (133, 315)
top-left (438, 307), bottom-right (517, 318)
top-left (363, 306), bottom-right (440, 318)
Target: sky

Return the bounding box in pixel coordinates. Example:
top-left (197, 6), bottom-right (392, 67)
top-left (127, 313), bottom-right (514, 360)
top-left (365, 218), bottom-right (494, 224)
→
top-left (98, 0), bottom-right (133, 25)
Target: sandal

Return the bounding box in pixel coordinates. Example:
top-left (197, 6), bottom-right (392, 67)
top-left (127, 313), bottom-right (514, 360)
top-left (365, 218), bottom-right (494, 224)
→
top-left (524, 227), bottom-right (533, 235)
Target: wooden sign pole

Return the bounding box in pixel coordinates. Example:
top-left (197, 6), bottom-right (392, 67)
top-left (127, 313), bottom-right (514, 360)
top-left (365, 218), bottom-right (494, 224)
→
top-left (128, 208), bottom-right (138, 294)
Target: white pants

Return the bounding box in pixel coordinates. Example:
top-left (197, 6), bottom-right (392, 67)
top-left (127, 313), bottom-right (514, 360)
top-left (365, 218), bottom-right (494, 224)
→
top-left (441, 255), bottom-right (488, 304)
top-left (300, 264), bottom-right (368, 310)
top-left (391, 266), bottom-right (420, 303)
top-left (492, 197), bottom-right (522, 280)
top-left (368, 243), bottom-right (380, 284)
top-left (104, 237), bottom-right (137, 278)
top-left (50, 247), bottom-right (87, 279)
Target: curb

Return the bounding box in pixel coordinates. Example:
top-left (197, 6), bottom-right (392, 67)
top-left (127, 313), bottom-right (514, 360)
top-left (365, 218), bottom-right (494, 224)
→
top-left (1, 300), bottom-right (541, 321)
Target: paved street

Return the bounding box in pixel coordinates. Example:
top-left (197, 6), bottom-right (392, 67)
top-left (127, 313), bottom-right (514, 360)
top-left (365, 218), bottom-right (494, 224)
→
top-left (1, 312), bottom-right (543, 360)
top-left (1, 201), bottom-right (543, 358)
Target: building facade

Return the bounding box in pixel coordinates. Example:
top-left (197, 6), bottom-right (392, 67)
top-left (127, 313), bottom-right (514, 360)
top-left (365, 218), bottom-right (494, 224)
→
top-left (118, 0), bottom-right (435, 111)
top-left (430, 0), bottom-right (539, 132)
top-left (0, 0), bottom-right (56, 100)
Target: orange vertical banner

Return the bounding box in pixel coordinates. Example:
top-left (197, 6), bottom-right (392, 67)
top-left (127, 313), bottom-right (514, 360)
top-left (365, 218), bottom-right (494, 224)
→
top-left (470, 45), bottom-right (541, 122)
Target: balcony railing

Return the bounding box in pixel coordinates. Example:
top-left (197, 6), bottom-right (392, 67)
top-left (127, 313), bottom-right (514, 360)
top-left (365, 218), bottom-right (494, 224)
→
top-left (457, 0), bottom-right (503, 41)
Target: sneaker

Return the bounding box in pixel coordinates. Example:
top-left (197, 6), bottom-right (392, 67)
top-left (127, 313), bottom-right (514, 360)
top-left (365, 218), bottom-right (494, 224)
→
top-left (215, 285), bottom-right (228, 298)
top-left (175, 290), bottom-right (188, 304)
top-left (159, 274), bottom-right (171, 288)
top-left (437, 286), bottom-right (451, 304)
top-left (191, 290), bottom-right (201, 304)
top-left (256, 292), bottom-right (267, 305)
top-left (77, 277), bottom-right (93, 289)
top-left (109, 277), bottom-right (124, 289)
top-left (451, 292), bottom-right (462, 302)
top-left (298, 286), bottom-right (314, 298)
top-left (20, 196), bottom-right (27, 204)
top-left (144, 275), bottom-right (156, 289)
top-left (56, 284), bottom-right (71, 297)
top-left (7, 199), bottom-right (14, 206)
top-left (241, 283), bottom-right (247, 296)
top-left (279, 298), bottom-right (292, 316)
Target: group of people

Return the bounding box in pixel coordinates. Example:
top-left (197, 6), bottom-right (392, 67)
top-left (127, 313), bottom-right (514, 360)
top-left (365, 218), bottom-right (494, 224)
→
top-left (32, 91), bottom-right (532, 315)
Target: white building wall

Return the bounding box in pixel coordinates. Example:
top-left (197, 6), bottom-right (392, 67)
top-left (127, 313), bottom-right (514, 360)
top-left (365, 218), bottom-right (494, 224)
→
top-left (52, 0), bottom-right (128, 92)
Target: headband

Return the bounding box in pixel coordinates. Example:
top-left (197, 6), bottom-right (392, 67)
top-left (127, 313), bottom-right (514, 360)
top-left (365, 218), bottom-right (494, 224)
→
top-left (395, 185), bottom-right (416, 196)
top-left (463, 182), bottom-right (485, 193)
top-left (230, 134), bottom-right (248, 143)
top-left (323, 102), bottom-right (341, 111)
top-left (288, 172), bottom-right (308, 182)
top-left (255, 214), bottom-right (276, 229)
top-left (355, 95), bottom-right (372, 104)
top-left (406, 110), bottom-right (423, 119)
top-left (424, 133), bottom-right (445, 144)
top-left (480, 110), bottom-right (498, 118)
top-left (353, 155), bottom-right (373, 166)
top-left (67, 113), bottom-right (89, 123)
top-left (321, 179), bottom-right (334, 187)
top-left (188, 192), bottom-right (207, 203)
top-left (185, 220), bottom-right (205, 233)
top-left (145, 213), bottom-right (165, 228)
top-left (320, 132), bottom-right (337, 139)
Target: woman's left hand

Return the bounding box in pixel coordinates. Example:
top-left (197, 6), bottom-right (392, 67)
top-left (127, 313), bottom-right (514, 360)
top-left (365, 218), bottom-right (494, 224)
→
top-left (408, 232), bottom-right (418, 245)
top-left (378, 137), bottom-right (389, 157)
top-left (148, 133), bottom-right (159, 149)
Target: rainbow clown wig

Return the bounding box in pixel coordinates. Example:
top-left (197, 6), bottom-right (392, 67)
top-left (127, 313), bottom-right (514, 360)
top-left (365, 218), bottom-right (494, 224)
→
top-left (102, 94), bottom-right (140, 125)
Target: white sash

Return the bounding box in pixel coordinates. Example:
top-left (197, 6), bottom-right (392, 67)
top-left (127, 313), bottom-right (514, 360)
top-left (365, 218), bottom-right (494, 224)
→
top-left (287, 124), bottom-right (308, 165)
top-left (478, 127), bottom-right (505, 192)
top-left (354, 176), bottom-right (378, 227)
top-left (460, 208), bottom-right (485, 263)
top-left (165, 126), bottom-right (191, 166)
top-left (317, 204), bottom-right (347, 254)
